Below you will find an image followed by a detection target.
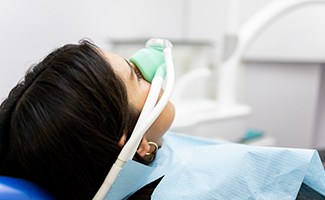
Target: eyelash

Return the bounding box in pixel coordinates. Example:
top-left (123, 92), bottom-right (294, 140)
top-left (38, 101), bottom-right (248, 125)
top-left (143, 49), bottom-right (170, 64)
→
top-left (134, 68), bottom-right (143, 80)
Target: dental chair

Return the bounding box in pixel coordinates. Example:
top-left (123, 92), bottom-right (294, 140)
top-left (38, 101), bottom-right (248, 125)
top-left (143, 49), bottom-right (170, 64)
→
top-left (0, 176), bottom-right (53, 199)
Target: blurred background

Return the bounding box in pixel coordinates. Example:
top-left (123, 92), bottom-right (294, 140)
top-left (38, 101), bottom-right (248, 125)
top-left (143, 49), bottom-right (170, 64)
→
top-left (1, 0), bottom-right (325, 149)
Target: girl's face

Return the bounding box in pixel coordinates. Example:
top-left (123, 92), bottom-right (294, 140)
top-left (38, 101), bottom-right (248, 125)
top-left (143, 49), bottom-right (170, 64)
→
top-left (103, 51), bottom-right (175, 145)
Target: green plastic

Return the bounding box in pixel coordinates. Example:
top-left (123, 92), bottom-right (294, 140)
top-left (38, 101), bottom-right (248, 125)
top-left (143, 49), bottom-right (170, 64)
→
top-left (129, 44), bottom-right (166, 83)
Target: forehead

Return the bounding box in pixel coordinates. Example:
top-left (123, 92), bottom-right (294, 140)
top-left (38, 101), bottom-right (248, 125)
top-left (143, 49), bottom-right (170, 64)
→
top-left (102, 51), bottom-right (130, 77)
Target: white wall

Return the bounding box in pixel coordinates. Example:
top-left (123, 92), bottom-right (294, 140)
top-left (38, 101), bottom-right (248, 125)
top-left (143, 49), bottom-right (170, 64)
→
top-left (239, 0), bottom-right (325, 148)
top-left (0, 0), bottom-right (232, 100)
top-left (0, 0), bottom-right (186, 100)
top-left (1, 0), bottom-right (325, 148)
top-left (243, 1), bottom-right (325, 61)
top-left (314, 66), bottom-right (325, 148)
top-left (242, 62), bottom-right (322, 148)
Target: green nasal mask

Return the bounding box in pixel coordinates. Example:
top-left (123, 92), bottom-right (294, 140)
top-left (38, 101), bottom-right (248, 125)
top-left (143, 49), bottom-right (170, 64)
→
top-left (129, 43), bottom-right (166, 83)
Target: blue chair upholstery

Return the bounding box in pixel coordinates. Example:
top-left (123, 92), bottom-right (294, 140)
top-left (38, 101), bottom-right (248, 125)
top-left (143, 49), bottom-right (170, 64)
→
top-left (0, 176), bottom-right (53, 199)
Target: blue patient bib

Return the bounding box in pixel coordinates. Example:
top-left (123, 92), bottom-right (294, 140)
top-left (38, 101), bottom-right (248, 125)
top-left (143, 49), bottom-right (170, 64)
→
top-left (105, 132), bottom-right (325, 200)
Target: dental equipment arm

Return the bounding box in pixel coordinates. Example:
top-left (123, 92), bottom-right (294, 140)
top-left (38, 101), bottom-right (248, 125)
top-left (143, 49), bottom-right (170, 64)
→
top-left (93, 39), bottom-right (174, 200)
top-left (218, 0), bottom-right (325, 106)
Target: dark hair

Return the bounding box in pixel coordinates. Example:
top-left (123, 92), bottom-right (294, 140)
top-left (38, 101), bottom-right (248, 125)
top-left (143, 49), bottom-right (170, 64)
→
top-left (0, 41), bottom-right (139, 199)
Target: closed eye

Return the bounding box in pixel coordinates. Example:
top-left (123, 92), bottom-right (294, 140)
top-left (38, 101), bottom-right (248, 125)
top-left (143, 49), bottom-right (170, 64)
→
top-left (124, 58), bottom-right (143, 81)
top-left (134, 67), bottom-right (143, 80)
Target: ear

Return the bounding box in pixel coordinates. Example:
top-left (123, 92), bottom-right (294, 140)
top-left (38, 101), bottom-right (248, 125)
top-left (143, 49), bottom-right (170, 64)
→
top-left (137, 137), bottom-right (151, 157)
top-left (118, 134), bottom-right (152, 157)
top-left (118, 134), bottom-right (127, 147)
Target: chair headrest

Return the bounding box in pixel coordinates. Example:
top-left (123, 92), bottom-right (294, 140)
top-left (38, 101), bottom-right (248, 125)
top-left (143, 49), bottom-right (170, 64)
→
top-left (0, 176), bottom-right (53, 199)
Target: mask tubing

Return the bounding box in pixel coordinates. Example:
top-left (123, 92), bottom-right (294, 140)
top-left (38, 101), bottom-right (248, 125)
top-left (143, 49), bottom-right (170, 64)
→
top-left (134, 77), bottom-right (163, 129)
top-left (93, 77), bottom-right (164, 200)
top-left (93, 43), bottom-right (174, 200)
top-left (121, 77), bottom-right (164, 161)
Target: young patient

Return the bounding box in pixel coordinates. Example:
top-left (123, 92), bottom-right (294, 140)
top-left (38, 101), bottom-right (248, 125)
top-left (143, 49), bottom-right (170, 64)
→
top-left (0, 40), bottom-right (324, 200)
top-left (0, 41), bottom-right (174, 199)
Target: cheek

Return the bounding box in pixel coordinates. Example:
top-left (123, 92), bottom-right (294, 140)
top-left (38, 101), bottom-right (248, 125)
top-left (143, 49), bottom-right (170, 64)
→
top-left (140, 80), bottom-right (151, 94)
top-left (134, 80), bottom-right (151, 110)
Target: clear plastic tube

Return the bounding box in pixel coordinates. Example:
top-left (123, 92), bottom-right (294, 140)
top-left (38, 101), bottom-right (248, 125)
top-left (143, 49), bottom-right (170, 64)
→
top-left (93, 39), bottom-right (174, 200)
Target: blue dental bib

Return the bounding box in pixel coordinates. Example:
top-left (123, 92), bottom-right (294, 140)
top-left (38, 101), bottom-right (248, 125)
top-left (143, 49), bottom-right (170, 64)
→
top-left (105, 132), bottom-right (325, 200)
